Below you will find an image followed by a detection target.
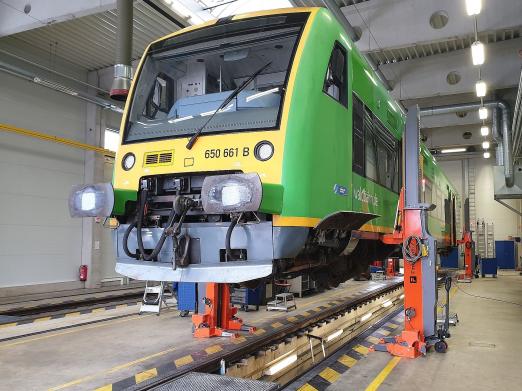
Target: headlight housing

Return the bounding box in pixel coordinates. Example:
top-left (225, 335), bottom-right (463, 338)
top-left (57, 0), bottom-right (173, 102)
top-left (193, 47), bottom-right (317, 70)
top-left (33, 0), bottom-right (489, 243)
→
top-left (254, 141), bottom-right (274, 161)
top-left (68, 183), bottom-right (114, 217)
top-left (201, 173), bottom-right (262, 214)
top-left (122, 153), bottom-right (136, 171)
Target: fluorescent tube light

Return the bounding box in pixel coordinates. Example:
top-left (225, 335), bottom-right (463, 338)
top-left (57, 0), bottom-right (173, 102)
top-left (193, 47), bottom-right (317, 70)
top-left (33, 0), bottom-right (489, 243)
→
top-left (326, 329), bottom-right (344, 342)
top-left (482, 141), bottom-right (490, 149)
top-left (471, 41), bottom-right (485, 65)
top-left (466, 0), bottom-right (482, 16)
top-left (360, 312), bottom-right (373, 322)
top-left (382, 300), bottom-right (393, 308)
top-left (481, 126), bottom-right (490, 136)
top-left (476, 81), bottom-right (487, 97)
top-left (479, 107), bottom-right (488, 120)
top-left (399, 294), bottom-right (405, 299)
top-left (264, 354), bottom-right (297, 376)
top-left (441, 148), bottom-right (467, 153)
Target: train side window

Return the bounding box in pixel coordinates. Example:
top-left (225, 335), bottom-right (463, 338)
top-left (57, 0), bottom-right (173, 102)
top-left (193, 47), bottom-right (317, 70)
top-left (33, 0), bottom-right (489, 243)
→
top-left (352, 95), bottom-right (365, 176)
top-left (323, 43), bottom-right (348, 106)
top-left (365, 109), bottom-right (378, 181)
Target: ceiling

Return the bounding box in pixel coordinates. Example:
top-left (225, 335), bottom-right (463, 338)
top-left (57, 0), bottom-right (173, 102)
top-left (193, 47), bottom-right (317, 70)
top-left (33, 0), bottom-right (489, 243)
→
top-left (0, 1), bottom-right (183, 71)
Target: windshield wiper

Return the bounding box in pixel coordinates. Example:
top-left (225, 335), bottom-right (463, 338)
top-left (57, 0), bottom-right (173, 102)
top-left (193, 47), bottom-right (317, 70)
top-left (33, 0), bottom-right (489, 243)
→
top-left (186, 61), bottom-right (272, 150)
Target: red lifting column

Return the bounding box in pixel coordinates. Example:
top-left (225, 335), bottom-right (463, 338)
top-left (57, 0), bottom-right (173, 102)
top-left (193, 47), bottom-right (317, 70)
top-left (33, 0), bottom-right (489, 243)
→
top-left (192, 283), bottom-right (255, 338)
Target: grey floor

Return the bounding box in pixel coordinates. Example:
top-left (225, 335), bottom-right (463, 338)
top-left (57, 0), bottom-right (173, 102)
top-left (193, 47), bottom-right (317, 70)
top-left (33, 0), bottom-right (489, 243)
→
top-left (322, 270), bottom-right (522, 391)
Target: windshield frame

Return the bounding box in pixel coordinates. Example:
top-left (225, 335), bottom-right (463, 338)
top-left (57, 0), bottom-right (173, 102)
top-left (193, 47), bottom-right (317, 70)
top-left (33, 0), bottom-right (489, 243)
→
top-left (121, 12), bottom-right (310, 145)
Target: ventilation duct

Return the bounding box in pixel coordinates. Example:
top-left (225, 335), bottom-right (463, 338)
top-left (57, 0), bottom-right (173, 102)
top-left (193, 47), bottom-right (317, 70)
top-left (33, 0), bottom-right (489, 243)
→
top-left (110, 0), bottom-right (133, 101)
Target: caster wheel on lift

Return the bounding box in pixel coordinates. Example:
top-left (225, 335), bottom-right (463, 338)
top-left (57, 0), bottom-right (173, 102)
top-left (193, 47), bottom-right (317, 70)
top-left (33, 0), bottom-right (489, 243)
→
top-left (179, 310), bottom-right (190, 317)
top-left (434, 340), bottom-right (448, 353)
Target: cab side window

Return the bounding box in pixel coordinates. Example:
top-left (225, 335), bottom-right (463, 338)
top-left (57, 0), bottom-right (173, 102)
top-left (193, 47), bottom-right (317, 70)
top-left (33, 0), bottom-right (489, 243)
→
top-left (323, 43), bottom-right (348, 106)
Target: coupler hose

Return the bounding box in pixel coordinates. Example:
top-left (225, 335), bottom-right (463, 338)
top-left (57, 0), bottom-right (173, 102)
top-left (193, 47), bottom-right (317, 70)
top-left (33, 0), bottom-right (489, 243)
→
top-left (123, 220), bottom-right (139, 259)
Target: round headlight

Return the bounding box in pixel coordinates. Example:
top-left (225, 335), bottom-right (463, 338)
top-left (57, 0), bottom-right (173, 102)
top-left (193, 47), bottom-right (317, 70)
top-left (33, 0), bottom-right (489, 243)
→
top-left (122, 153), bottom-right (135, 171)
top-left (254, 141), bottom-right (274, 161)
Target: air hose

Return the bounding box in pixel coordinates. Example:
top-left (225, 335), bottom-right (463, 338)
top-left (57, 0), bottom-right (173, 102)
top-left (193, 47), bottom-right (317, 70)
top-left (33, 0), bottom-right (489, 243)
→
top-left (403, 235), bottom-right (423, 264)
top-left (225, 214), bottom-right (240, 261)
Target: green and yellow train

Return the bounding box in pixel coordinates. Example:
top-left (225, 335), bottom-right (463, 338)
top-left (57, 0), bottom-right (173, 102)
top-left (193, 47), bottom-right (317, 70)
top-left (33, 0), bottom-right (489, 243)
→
top-left (70, 7), bottom-right (460, 286)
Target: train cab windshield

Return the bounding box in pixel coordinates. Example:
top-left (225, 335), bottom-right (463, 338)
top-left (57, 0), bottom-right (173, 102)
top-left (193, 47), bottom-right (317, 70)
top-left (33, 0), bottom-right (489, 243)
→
top-left (124, 13), bottom-right (309, 143)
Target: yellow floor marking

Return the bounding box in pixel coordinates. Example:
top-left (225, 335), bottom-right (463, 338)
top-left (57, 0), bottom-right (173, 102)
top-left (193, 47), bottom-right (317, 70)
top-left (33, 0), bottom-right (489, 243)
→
top-left (116, 304), bottom-right (129, 309)
top-left (377, 329), bottom-right (391, 336)
top-left (94, 385), bottom-right (112, 391)
top-left (366, 336), bottom-right (381, 344)
top-left (205, 344), bottom-right (223, 355)
top-left (34, 317), bottom-right (52, 323)
top-left (287, 316), bottom-right (299, 322)
top-left (318, 367), bottom-right (341, 383)
top-left (364, 356), bottom-right (401, 391)
top-left (271, 322), bottom-right (284, 329)
top-left (297, 384), bottom-right (318, 391)
top-left (0, 322), bottom-right (17, 329)
top-left (254, 328), bottom-right (266, 336)
top-left (135, 368), bottom-right (158, 383)
top-left (231, 336), bottom-right (247, 344)
top-left (353, 345), bottom-right (370, 355)
top-left (338, 354), bottom-right (357, 368)
top-left (48, 346), bottom-right (177, 390)
top-left (385, 323), bottom-right (399, 329)
top-left (301, 311), bottom-right (311, 317)
top-left (92, 308), bottom-right (107, 313)
top-left (174, 355), bottom-right (194, 367)
top-left (65, 312), bottom-right (81, 318)
top-left (2, 314), bottom-right (151, 350)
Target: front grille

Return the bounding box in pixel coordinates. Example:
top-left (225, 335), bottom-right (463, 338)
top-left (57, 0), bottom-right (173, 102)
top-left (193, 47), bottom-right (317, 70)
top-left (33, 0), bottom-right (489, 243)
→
top-left (144, 150), bottom-right (174, 167)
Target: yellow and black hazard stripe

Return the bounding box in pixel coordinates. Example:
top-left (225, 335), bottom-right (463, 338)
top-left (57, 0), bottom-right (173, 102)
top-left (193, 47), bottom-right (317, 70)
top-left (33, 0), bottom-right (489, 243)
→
top-left (296, 315), bottom-right (403, 391)
top-left (0, 301), bottom-right (140, 329)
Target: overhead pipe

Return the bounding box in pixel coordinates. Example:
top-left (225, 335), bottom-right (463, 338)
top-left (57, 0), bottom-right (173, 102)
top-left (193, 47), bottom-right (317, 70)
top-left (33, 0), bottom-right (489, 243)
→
top-left (110, 0), bottom-right (133, 101)
top-left (420, 100), bottom-right (514, 187)
top-left (317, 0), bottom-right (393, 91)
top-left (0, 60), bottom-right (122, 113)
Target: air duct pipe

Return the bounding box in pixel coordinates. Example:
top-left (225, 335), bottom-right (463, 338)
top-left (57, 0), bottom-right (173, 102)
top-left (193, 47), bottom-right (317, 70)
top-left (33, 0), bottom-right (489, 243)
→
top-left (0, 60), bottom-right (122, 113)
top-left (318, 0), bottom-right (393, 91)
top-left (420, 100), bottom-right (514, 187)
top-left (110, 0), bottom-right (133, 101)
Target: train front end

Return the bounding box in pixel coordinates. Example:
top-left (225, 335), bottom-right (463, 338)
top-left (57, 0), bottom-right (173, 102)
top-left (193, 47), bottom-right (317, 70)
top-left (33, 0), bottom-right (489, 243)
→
top-left (69, 10), bottom-right (315, 283)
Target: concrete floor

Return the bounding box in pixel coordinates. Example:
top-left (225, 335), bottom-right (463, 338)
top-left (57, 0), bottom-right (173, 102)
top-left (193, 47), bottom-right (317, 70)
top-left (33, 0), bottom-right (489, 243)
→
top-left (296, 270), bottom-right (522, 391)
top-left (0, 279), bottom-right (391, 390)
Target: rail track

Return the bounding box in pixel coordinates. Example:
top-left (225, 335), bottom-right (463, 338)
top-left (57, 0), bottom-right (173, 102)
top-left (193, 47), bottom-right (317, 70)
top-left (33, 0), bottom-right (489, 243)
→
top-left (130, 279), bottom-right (404, 391)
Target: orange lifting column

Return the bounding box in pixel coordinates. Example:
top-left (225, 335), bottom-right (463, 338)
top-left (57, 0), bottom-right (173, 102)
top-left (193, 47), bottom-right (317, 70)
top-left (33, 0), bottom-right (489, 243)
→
top-left (457, 231), bottom-right (474, 281)
top-left (192, 283), bottom-right (255, 338)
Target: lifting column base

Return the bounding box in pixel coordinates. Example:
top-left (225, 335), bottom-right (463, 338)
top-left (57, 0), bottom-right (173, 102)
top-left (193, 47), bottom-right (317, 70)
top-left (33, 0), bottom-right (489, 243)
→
top-left (371, 330), bottom-right (427, 359)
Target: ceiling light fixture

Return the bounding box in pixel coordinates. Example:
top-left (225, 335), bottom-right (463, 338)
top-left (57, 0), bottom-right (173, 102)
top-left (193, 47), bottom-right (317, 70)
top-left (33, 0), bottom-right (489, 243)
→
top-left (482, 141), bottom-right (490, 149)
top-left (481, 126), bottom-right (490, 136)
top-left (441, 148), bottom-right (467, 154)
top-left (476, 81), bottom-right (487, 97)
top-left (465, 0), bottom-right (482, 16)
top-left (483, 151), bottom-right (491, 159)
top-left (471, 41), bottom-right (485, 65)
top-left (479, 107), bottom-right (488, 119)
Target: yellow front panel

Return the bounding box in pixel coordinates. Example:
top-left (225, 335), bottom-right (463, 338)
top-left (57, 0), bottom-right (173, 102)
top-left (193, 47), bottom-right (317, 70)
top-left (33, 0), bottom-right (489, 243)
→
top-left (113, 8), bottom-right (319, 192)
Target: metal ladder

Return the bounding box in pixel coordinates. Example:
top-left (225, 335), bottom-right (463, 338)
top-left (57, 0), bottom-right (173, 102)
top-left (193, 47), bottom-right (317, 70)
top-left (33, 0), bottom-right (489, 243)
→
top-left (486, 223), bottom-right (495, 258)
top-left (139, 281), bottom-right (172, 315)
top-left (476, 219), bottom-right (487, 258)
top-left (468, 166), bottom-right (477, 229)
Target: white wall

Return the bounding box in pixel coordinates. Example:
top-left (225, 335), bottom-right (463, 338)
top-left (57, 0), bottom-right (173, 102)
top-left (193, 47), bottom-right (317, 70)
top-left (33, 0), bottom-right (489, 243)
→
top-left (0, 71), bottom-right (87, 288)
top-left (438, 158), bottom-right (521, 241)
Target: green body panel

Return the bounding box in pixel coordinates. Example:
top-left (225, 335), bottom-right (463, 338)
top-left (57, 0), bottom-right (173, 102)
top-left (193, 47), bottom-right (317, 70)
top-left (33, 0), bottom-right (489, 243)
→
top-left (280, 9), bottom-right (401, 229)
top-left (113, 189), bottom-right (137, 216)
top-left (259, 183), bottom-right (284, 214)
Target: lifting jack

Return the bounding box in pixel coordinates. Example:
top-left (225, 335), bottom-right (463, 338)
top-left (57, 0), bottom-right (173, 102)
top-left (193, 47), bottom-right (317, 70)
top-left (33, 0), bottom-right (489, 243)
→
top-left (192, 283), bottom-right (255, 338)
top-left (376, 106), bottom-right (451, 358)
top-left (457, 199), bottom-right (476, 282)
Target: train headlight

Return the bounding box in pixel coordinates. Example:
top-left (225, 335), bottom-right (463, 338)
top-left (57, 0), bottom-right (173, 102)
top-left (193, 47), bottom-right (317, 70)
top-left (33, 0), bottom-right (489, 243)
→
top-left (68, 183), bottom-right (114, 217)
top-left (122, 153), bottom-right (136, 171)
top-left (254, 141), bottom-right (274, 161)
top-left (201, 173), bottom-right (262, 214)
